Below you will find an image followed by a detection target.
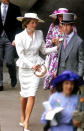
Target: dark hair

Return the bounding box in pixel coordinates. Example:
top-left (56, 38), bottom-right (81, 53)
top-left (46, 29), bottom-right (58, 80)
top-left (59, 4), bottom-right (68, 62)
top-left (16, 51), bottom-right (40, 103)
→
top-left (22, 18), bottom-right (32, 29)
top-left (53, 15), bottom-right (59, 26)
top-left (55, 80), bottom-right (79, 94)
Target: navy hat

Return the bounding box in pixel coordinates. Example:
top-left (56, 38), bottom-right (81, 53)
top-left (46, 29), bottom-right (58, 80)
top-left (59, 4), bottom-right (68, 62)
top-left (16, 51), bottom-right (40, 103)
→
top-left (51, 71), bottom-right (84, 87)
top-left (61, 13), bottom-right (75, 24)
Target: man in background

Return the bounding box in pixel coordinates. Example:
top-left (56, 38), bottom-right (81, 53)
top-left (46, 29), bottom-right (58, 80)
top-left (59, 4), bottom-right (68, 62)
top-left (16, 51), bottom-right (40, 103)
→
top-left (57, 13), bottom-right (84, 77)
top-left (0, 0), bottom-right (22, 91)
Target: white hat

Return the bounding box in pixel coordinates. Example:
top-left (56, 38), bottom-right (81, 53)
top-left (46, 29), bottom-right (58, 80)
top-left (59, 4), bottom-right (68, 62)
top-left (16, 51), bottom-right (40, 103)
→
top-left (57, 8), bottom-right (68, 14)
top-left (49, 8), bottom-right (68, 19)
top-left (17, 13), bottom-right (44, 23)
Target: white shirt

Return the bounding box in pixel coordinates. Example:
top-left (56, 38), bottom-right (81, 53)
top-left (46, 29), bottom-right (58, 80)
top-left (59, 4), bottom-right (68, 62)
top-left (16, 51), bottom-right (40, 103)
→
top-left (1, 3), bottom-right (9, 19)
top-left (15, 29), bottom-right (58, 69)
top-left (65, 31), bottom-right (74, 44)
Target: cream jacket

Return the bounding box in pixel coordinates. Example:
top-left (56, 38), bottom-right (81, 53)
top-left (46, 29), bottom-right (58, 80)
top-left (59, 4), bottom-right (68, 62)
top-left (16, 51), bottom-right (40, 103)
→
top-left (15, 29), bottom-right (58, 69)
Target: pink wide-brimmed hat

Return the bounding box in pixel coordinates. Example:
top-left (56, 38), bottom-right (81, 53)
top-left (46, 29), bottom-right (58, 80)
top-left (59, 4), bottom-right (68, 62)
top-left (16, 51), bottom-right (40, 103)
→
top-left (57, 8), bottom-right (68, 14)
top-left (49, 8), bottom-right (68, 19)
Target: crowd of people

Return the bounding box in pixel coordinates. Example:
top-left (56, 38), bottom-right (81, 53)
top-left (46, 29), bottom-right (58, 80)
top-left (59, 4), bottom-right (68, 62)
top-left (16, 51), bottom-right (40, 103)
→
top-left (0, 0), bottom-right (84, 131)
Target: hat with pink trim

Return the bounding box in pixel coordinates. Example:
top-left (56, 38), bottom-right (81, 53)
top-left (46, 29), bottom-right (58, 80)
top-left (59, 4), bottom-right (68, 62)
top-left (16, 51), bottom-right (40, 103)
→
top-left (49, 8), bottom-right (68, 19)
top-left (57, 8), bottom-right (68, 14)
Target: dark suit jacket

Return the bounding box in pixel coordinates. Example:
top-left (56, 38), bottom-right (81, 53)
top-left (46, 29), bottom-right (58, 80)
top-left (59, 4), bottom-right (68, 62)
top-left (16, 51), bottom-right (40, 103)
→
top-left (57, 34), bottom-right (84, 77)
top-left (0, 2), bottom-right (22, 42)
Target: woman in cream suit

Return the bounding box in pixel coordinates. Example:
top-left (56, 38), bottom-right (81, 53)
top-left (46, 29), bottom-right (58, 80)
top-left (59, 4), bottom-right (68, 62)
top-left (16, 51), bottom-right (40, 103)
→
top-left (15, 13), bottom-right (58, 131)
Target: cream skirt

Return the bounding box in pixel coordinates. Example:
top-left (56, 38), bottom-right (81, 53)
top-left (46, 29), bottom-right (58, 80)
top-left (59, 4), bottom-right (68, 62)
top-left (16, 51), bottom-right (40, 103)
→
top-left (19, 68), bottom-right (40, 98)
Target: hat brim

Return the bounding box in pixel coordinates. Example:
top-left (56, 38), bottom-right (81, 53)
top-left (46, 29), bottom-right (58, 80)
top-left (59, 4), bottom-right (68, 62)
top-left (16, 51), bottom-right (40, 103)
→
top-left (57, 13), bottom-right (65, 15)
top-left (17, 17), bottom-right (45, 23)
top-left (49, 14), bottom-right (57, 19)
top-left (51, 71), bottom-right (84, 87)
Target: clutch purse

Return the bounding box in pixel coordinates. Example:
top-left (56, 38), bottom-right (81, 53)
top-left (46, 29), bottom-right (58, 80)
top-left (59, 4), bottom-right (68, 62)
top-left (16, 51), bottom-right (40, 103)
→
top-left (34, 64), bottom-right (47, 78)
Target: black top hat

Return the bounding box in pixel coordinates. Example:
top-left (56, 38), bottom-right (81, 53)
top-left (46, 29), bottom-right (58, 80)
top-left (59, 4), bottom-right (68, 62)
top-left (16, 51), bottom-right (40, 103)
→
top-left (61, 13), bottom-right (75, 24)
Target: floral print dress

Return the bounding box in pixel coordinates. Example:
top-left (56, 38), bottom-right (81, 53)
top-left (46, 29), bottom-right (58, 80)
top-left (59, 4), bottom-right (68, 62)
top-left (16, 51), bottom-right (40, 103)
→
top-left (44, 23), bottom-right (64, 90)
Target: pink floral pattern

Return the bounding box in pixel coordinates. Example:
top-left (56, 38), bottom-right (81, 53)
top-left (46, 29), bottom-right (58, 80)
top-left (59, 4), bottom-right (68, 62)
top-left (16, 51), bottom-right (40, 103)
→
top-left (44, 23), bottom-right (63, 90)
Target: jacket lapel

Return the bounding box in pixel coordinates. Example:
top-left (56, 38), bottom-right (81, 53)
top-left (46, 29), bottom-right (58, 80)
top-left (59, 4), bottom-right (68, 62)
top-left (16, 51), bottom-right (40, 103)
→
top-left (0, 3), bottom-right (1, 16)
top-left (24, 29), bottom-right (32, 49)
top-left (65, 34), bottom-right (77, 61)
top-left (57, 41), bottom-right (63, 71)
top-left (0, 3), bottom-right (2, 23)
top-left (4, 2), bottom-right (11, 25)
top-left (58, 41), bottom-right (63, 61)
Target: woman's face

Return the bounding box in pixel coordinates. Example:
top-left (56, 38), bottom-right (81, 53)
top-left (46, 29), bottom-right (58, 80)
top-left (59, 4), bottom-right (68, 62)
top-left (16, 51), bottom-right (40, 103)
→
top-left (26, 19), bottom-right (38, 32)
top-left (58, 14), bottom-right (63, 22)
top-left (62, 81), bottom-right (74, 96)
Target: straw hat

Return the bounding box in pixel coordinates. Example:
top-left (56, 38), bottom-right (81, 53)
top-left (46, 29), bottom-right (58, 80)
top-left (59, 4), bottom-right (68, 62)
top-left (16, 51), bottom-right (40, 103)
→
top-left (17, 13), bottom-right (44, 23)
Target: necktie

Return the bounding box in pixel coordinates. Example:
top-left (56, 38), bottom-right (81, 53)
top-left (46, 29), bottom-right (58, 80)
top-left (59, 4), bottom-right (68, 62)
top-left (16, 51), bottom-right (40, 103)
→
top-left (63, 37), bottom-right (67, 49)
top-left (2, 5), bottom-right (7, 25)
top-left (63, 35), bottom-right (69, 49)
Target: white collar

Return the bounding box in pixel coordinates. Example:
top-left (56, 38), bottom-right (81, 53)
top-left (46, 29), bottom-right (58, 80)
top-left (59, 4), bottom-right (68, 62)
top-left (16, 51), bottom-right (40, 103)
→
top-left (66, 31), bottom-right (74, 39)
top-left (25, 28), bottom-right (36, 41)
top-left (1, 2), bottom-right (9, 7)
